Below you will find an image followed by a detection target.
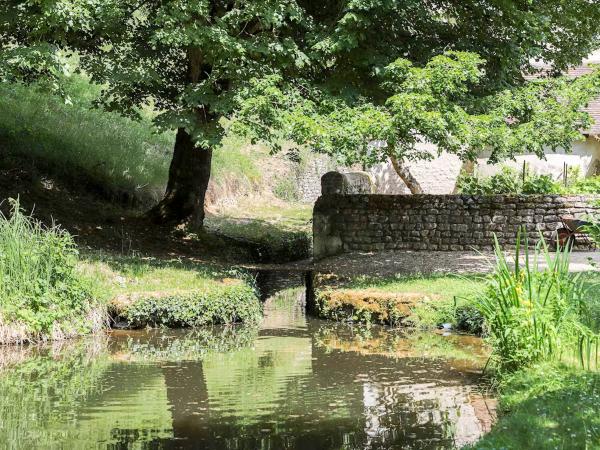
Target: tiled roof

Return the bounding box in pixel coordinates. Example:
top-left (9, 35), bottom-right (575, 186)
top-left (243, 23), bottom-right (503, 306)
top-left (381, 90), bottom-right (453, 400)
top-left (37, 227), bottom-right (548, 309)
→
top-left (584, 98), bottom-right (600, 135)
top-left (526, 64), bottom-right (600, 135)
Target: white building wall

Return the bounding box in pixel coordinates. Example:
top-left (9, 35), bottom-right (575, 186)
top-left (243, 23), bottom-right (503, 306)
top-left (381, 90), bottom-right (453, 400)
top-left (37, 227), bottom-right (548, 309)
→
top-left (368, 136), bottom-right (600, 195)
top-left (475, 137), bottom-right (600, 179)
top-left (369, 143), bottom-right (464, 194)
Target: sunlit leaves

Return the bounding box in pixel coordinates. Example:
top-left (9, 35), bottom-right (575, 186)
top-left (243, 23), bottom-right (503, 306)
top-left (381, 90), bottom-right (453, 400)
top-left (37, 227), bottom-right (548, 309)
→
top-left (2, 0), bottom-right (600, 161)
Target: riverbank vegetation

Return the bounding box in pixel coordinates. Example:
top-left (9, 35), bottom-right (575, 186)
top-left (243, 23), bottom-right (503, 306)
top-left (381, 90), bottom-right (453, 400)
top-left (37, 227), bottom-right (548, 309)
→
top-left (313, 273), bottom-right (486, 332)
top-left (479, 232), bottom-right (600, 373)
top-left (0, 200), bottom-right (105, 344)
top-left (0, 201), bottom-right (262, 342)
top-left (0, 80), bottom-right (258, 206)
top-left (471, 363), bottom-right (600, 449)
top-left (206, 204), bottom-right (312, 263)
top-left (472, 234), bottom-right (600, 449)
top-left (82, 254), bottom-right (262, 329)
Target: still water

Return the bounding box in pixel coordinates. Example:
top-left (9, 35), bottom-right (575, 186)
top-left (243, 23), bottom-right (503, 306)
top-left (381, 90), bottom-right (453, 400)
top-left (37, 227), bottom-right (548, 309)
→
top-left (0, 288), bottom-right (495, 449)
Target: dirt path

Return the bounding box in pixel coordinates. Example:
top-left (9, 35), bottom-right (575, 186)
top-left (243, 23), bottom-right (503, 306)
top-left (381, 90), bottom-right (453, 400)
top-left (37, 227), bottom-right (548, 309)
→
top-left (246, 250), bottom-right (599, 277)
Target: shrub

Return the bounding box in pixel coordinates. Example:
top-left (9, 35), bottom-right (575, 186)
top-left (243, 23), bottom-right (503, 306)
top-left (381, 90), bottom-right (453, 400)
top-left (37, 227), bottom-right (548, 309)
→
top-left (111, 284), bottom-right (261, 328)
top-left (487, 167), bottom-right (523, 194)
top-left (476, 228), bottom-right (599, 372)
top-left (522, 174), bottom-right (563, 194)
top-left (457, 166), bottom-right (563, 195)
top-left (454, 303), bottom-right (485, 335)
top-left (569, 175), bottom-right (600, 194)
top-left (0, 199), bottom-right (105, 343)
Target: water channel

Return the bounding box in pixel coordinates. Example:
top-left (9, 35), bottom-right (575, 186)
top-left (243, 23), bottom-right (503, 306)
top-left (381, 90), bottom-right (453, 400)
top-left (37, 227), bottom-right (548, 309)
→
top-left (0, 285), bottom-right (495, 449)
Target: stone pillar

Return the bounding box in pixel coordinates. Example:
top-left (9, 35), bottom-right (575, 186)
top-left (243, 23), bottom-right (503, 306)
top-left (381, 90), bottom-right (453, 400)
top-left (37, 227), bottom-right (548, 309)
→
top-left (321, 171), bottom-right (374, 195)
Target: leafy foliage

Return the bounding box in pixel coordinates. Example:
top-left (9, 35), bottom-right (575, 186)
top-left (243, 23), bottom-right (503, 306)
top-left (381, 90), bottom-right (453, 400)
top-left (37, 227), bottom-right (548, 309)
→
top-left (0, 199), bottom-right (103, 342)
top-left (457, 167), bottom-right (565, 195)
top-left (454, 303), bottom-right (485, 335)
top-left (3, 1), bottom-right (600, 163)
top-left (231, 52), bottom-right (600, 169)
top-left (458, 167), bottom-right (600, 196)
top-left (477, 229), bottom-right (600, 373)
top-left (113, 285), bottom-right (261, 328)
top-left (570, 176), bottom-right (600, 194)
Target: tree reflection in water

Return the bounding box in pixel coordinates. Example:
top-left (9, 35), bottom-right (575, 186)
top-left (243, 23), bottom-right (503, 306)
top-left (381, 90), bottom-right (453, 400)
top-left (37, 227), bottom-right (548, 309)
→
top-left (0, 287), bottom-right (495, 449)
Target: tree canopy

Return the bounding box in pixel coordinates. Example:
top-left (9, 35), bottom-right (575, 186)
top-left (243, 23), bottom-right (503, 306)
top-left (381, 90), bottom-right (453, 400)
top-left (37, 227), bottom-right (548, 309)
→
top-left (2, 0), bottom-right (600, 221)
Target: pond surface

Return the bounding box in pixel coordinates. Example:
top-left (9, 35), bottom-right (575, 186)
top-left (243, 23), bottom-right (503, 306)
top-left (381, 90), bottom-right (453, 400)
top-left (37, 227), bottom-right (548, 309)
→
top-left (0, 288), bottom-right (495, 449)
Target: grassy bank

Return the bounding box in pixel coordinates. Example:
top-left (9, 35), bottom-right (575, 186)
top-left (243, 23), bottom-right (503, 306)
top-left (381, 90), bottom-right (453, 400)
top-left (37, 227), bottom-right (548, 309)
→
top-left (471, 363), bottom-right (600, 449)
top-left (314, 273), bottom-right (487, 330)
top-left (0, 80), bottom-right (261, 206)
top-left (470, 235), bottom-right (600, 448)
top-left (0, 202), bottom-right (105, 344)
top-left (0, 201), bottom-right (262, 344)
top-left (314, 269), bottom-right (600, 334)
top-left (82, 253), bottom-right (261, 328)
top-left (206, 203), bottom-right (312, 262)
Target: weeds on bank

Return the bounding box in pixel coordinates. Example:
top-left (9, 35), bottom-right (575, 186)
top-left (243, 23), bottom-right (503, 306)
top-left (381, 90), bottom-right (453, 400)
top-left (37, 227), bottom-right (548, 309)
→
top-left (478, 228), bottom-right (600, 373)
top-left (0, 199), bottom-right (104, 343)
top-left (342, 274), bottom-right (486, 332)
top-left (79, 252), bottom-right (262, 328)
top-left (469, 362), bottom-right (600, 449)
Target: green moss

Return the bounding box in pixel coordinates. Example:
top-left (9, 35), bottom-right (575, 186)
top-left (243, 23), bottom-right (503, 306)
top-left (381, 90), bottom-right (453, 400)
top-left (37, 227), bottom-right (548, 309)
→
top-left (315, 288), bottom-right (433, 326)
top-left (317, 274), bottom-right (486, 331)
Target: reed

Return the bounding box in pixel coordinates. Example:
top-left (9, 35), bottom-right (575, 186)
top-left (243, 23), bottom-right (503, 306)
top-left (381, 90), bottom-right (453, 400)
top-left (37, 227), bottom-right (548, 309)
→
top-left (0, 199), bottom-right (105, 344)
top-left (477, 227), bottom-right (599, 372)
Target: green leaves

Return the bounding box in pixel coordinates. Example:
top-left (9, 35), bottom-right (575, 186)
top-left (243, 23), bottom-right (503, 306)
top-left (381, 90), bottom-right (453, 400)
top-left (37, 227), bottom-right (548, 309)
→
top-left (477, 230), bottom-right (600, 373)
top-left (117, 285), bottom-right (262, 328)
top-left (2, 0), bottom-right (600, 166)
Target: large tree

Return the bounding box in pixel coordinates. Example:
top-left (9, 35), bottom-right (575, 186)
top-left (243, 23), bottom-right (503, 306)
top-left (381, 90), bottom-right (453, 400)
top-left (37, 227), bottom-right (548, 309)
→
top-left (271, 52), bottom-right (600, 193)
top-left (2, 1), bottom-right (600, 224)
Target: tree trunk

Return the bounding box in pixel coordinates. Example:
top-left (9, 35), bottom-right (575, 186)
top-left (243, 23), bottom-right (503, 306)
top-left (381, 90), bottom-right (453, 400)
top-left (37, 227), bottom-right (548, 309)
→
top-left (147, 127), bottom-right (212, 227)
top-left (389, 156), bottom-right (424, 194)
top-left (162, 362), bottom-right (210, 442)
top-left (453, 160), bottom-right (475, 193)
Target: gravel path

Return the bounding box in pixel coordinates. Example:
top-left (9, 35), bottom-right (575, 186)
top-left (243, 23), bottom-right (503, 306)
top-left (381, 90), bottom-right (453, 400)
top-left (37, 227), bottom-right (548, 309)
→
top-left (246, 250), bottom-right (600, 277)
top-left (314, 250), bottom-right (600, 277)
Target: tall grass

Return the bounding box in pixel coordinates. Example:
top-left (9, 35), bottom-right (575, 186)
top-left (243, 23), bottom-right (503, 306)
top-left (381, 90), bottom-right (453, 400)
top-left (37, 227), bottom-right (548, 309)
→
top-left (0, 82), bottom-right (172, 203)
top-left (477, 228), bottom-right (599, 372)
top-left (0, 79), bottom-right (262, 205)
top-left (0, 199), bottom-right (105, 344)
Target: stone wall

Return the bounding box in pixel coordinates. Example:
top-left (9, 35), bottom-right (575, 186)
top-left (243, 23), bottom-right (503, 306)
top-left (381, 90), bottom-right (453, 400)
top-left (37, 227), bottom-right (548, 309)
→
top-left (296, 155), bottom-right (340, 203)
top-left (313, 194), bottom-right (600, 258)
